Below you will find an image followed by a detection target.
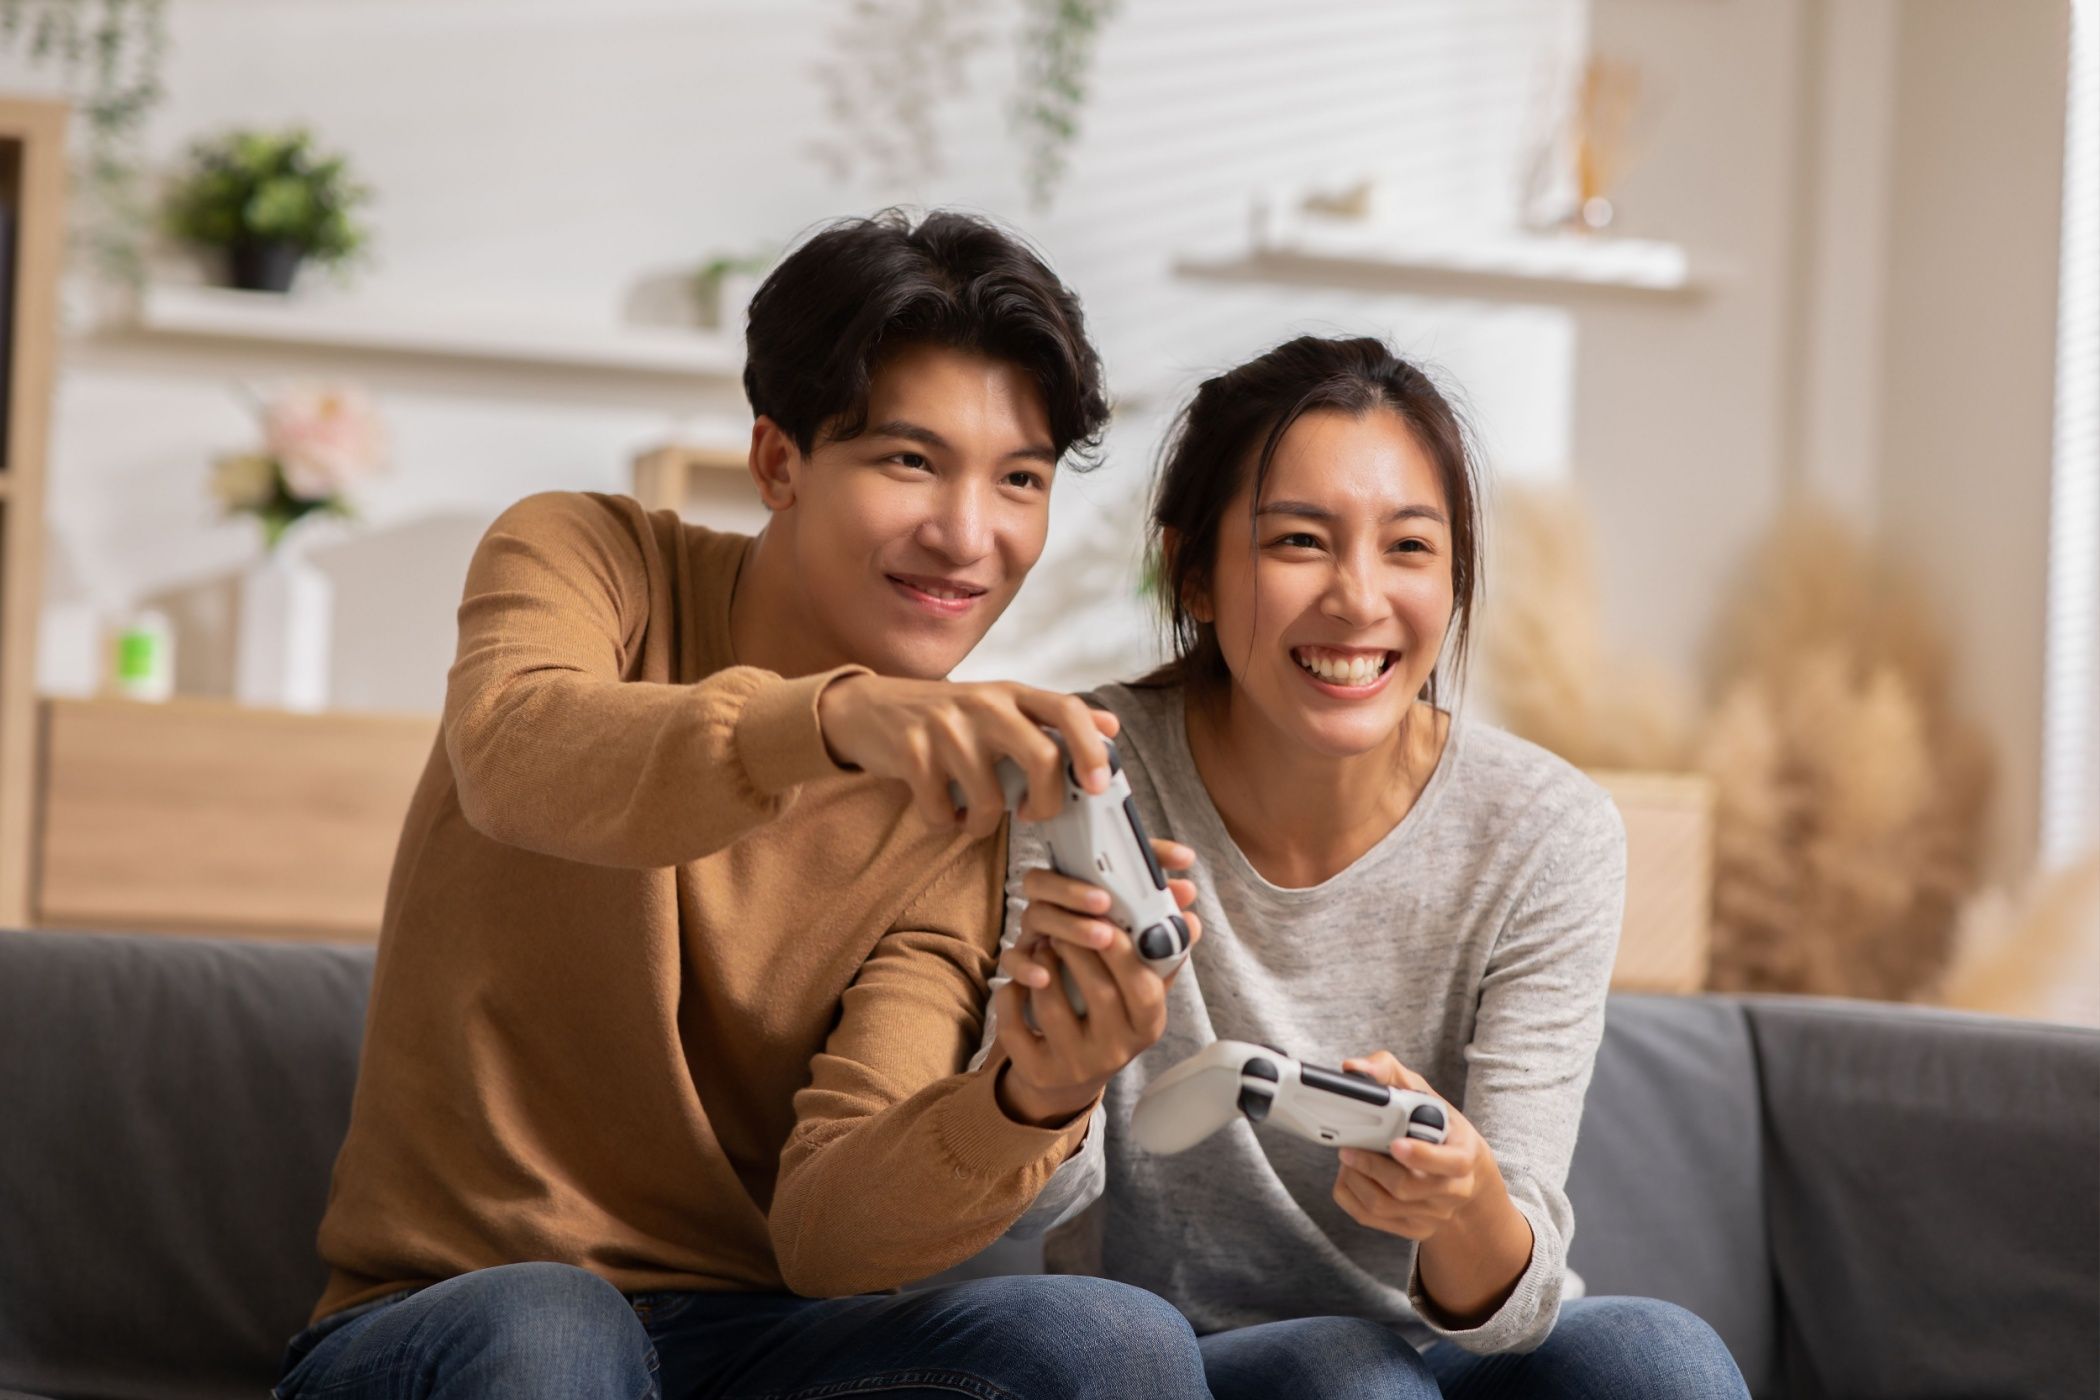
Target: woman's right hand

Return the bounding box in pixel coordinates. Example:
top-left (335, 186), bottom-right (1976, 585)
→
top-left (991, 840), bottom-right (1202, 1125)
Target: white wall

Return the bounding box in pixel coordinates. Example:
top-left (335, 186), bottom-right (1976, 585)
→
top-left (21, 0), bottom-right (1587, 711)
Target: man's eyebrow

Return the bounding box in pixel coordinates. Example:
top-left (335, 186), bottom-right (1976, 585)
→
top-left (867, 419), bottom-right (1060, 465)
top-left (1255, 500), bottom-right (1448, 525)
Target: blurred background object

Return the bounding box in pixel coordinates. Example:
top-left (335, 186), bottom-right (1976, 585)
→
top-left (0, 0), bottom-right (2088, 1024)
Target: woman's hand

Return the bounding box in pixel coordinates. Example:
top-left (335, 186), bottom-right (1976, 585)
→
top-left (991, 839), bottom-right (1203, 1125)
top-left (1330, 1050), bottom-right (1503, 1243)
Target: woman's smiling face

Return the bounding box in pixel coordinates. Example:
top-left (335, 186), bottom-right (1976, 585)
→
top-left (1196, 407), bottom-right (1455, 758)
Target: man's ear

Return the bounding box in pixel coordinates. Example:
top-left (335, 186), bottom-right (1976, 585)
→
top-left (1160, 526), bottom-right (1214, 624)
top-left (748, 417), bottom-right (800, 511)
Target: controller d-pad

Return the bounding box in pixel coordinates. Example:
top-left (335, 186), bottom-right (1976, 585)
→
top-left (1237, 1085), bottom-right (1273, 1122)
top-left (1241, 1057), bottom-right (1279, 1083)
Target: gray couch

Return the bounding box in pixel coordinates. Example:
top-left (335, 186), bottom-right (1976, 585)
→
top-left (1, 929), bottom-right (2094, 1400)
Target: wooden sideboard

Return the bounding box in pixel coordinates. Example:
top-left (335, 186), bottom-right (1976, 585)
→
top-left (33, 697), bottom-right (434, 941)
top-left (22, 698), bottom-right (1715, 991)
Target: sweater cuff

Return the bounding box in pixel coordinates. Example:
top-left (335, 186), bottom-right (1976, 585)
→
top-left (735, 665), bottom-right (867, 796)
top-left (938, 1052), bottom-right (1099, 1178)
top-left (1405, 1194), bottom-right (1558, 1353)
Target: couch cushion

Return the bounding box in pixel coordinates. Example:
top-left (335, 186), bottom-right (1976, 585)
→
top-left (1567, 994), bottom-right (1778, 1396)
top-left (1745, 995), bottom-right (2100, 1400)
top-left (0, 930), bottom-right (374, 1400)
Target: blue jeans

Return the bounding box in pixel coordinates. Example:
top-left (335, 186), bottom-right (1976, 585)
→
top-left (1198, 1297), bottom-right (1753, 1399)
top-left (274, 1264), bottom-right (1747, 1400)
top-left (272, 1262), bottom-right (1210, 1399)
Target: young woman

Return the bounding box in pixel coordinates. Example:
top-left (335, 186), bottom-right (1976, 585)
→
top-left (989, 335), bottom-right (1751, 1399)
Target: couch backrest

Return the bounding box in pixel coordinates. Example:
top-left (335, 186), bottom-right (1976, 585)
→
top-left (0, 931), bottom-right (374, 1400)
top-left (4, 932), bottom-right (2095, 1400)
top-left (1741, 995), bottom-right (2100, 1400)
top-left (1566, 994), bottom-right (1779, 1394)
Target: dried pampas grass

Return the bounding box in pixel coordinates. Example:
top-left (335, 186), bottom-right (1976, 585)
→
top-left (1938, 851), bottom-right (2100, 1028)
top-left (1477, 484), bottom-right (1695, 771)
top-left (1481, 489), bottom-right (1993, 1002)
top-left (1697, 509), bottom-right (1992, 999)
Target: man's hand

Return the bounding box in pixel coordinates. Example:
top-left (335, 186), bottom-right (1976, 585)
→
top-left (991, 839), bottom-right (1202, 1126)
top-left (816, 675), bottom-right (1119, 839)
top-left (1330, 1051), bottom-right (1501, 1242)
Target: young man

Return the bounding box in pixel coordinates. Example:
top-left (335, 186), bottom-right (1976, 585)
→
top-left (273, 211), bottom-right (1211, 1399)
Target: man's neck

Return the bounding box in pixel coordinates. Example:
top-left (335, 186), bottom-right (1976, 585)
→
top-left (728, 525), bottom-right (850, 678)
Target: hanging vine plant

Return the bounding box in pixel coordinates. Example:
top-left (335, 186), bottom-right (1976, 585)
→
top-left (1010, 0), bottom-right (1115, 210)
top-left (807, 0), bottom-right (1116, 211)
top-left (0, 0), bottom-right (170, 285)
top-left (807, 0), bottom-right (993, 192)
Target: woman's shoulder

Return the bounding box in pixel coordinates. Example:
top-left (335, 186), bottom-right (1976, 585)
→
top-left (1443, 715), bottom-right (1624, 855)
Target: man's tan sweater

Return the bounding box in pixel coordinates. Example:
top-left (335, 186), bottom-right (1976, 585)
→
top-left (310, 490), bottom-right (1090, 1323)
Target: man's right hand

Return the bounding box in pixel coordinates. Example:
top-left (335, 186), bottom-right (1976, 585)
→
top-left (990, 839), bottom-right (1202, 1126)
top-left (815, 675), bottom-right (1119, 839)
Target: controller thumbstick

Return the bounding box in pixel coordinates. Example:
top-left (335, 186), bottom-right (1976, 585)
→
top-left (1237, 1085), bottom-right (1273, 1123)
top-left (1408, 1104), bottom-right (1446, 1139)
top-left (1137, 922), bottom-right (1180, 960)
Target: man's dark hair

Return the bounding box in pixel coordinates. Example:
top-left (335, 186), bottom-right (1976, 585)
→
top-left (742, 208), bottom-right (1110, 466)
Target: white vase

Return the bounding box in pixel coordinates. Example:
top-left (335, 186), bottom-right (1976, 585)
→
top-left (235, 544), bottom-right (333, 712)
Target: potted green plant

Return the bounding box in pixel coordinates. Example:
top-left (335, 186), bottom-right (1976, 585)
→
top-left (691, 249), bottom-right (773, 331)
top-left (164, 128), bottom-right (372, 293)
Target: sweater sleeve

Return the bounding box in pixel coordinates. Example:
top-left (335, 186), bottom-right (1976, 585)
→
top-left (442, 491), bottom-right (862, 868)
top-left (1406, 789), bottom-right (1627, 1354)
top-left (768, 835), bottom-right (1100, 1297)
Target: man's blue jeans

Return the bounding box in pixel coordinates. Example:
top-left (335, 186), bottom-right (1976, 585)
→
top-left (273, 1262), bottom-right (1750, 1399)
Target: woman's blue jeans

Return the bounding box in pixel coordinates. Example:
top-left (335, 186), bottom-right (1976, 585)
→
top-left (273, 1262), bottom-right (1749, 1399)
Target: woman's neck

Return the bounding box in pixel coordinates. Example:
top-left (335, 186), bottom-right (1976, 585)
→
top-left (1185, 687), bottom-right (1448, 889)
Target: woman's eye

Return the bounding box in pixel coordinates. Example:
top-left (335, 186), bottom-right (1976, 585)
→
top-left (1271, 532), bottom-right (1322, 550)
top-left (1392, 538), bottom-right (1431, 555)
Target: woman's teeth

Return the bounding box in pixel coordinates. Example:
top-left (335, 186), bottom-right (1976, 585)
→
top-left (1294, 649), bottom-right (1391, 687)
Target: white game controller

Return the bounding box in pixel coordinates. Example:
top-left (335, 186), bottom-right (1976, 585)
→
top-left (1132, 1039), bottom-right (1450, 1153)
top-left (950, 731), bottom-right (1191, 1022)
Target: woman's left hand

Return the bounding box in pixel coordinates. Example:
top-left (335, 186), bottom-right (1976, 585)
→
top-left (1330, 1050), bottom-right (1501, 1242)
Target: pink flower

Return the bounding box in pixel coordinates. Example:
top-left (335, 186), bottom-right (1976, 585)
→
top-left (263, 384), bottom-right (388, 501)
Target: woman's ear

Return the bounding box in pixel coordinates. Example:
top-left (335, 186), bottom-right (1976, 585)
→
top-left (1160, 526), bottom-right (1214, 625)
top-left (748, 417), bottom-right (799, 511)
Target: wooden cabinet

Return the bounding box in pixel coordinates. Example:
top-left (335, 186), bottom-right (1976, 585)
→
top-left (0, 96), bottom-right (68, 927)
top-left (34, 697), bottom-right (435, 941)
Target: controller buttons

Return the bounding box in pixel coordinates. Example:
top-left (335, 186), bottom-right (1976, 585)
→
top-left (1242, 1056), bottom-right (1280, 1083)
top-left (1103, 738), bottom-right (1123, 775)
top-left (1237, 1085), bottom-right (1273, 1123)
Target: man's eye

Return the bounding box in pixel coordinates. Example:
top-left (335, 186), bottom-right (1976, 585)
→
top-left (1005, 470), bottom-right (1046, 491)
top-left (890, 452), bottom-right (933, 471)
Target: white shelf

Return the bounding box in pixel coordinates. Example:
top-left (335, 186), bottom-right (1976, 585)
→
top-left (131, 283), bottom-right (746, 380)
top-left (1178, 210), bottom-right (1713, 304)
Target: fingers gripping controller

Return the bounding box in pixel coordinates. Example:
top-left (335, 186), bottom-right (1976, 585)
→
top-left (949, 732), bottom-right (1192, 1022)
top-left (1131, 1040), bottom-right (1449, 1155)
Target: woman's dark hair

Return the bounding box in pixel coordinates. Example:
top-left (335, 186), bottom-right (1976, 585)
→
top-left (1142, 334), bottom-right (1483, 708)
top-left (742, 208), bottom-right (1109, 466)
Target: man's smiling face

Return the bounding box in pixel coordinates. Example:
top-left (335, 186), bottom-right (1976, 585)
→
top-left (775, 341), bottom-right (1059, 679)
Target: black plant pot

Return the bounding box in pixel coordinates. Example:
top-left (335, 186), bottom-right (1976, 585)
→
top-left (227, 239), bottom-right (306, 294)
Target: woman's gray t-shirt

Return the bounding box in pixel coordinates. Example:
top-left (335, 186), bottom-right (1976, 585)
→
top-left (980, 680), bottom-right (1627, 1355)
